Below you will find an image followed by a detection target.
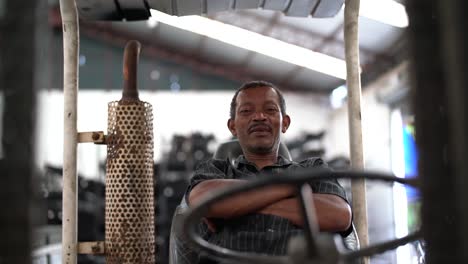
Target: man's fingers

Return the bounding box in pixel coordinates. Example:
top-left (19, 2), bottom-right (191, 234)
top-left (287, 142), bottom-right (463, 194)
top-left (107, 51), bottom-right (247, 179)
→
top-left (203, 218), bottom-right (217, 232)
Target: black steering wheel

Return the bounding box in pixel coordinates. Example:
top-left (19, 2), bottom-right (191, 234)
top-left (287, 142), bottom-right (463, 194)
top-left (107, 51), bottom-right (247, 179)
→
top-left (182, 168), bottom-right (422, 264)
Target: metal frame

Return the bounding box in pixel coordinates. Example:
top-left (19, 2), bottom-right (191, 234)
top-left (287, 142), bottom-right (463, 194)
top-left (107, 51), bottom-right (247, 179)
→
top-left (60, 0), bottom-right (79, 263)
top-left (59, 0), bottom-right (369, 263)
top-left (0, 1), bottom-right (39, 263)
top-left (343, 1), bottom-right (369, 264)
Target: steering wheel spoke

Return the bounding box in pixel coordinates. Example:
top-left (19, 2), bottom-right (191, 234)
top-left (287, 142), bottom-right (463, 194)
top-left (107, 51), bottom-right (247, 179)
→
top-left (296, 183), bottom-right (320, 258)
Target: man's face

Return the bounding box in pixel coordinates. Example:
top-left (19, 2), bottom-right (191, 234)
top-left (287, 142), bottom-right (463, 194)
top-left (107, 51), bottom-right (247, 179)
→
top-left (228, 86), bottom-right (290, 155)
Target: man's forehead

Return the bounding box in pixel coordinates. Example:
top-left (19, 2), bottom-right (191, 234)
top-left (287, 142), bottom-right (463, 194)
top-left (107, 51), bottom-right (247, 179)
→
top-left (237, 86), bottom-right (280, 104)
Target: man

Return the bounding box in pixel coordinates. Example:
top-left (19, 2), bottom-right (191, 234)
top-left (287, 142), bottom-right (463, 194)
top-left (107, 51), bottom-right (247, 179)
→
top-left (185, 81), bottom-right (352, 262)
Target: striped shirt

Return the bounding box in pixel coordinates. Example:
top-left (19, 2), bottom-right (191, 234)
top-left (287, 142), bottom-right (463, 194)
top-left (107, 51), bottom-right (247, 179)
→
top-left (181, 155), bottom-right (350, 263)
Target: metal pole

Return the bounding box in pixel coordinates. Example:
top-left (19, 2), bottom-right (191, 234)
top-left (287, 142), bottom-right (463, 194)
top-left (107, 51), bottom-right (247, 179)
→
top-left (0, 2), bottom-right (38, 263)
top-left (344, 0), bottom-right (369, 263)
top-left (405, 0), bottom-right (468, 262)
top-left (59, 0), bottom-right (79, 263)
top-left (438, 0), bottom-right (468, 261)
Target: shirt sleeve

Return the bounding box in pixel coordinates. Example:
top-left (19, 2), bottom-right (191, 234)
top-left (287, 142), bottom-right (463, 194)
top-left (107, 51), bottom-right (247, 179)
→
top-left (301, 157), bottom-right (353, 237)
top-left (301, 158), bottom-right (349, 202)
top-left (184, 158), bottom-right (229, 205)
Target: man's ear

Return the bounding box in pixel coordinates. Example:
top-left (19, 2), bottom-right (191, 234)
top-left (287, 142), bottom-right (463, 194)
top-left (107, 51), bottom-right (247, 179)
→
top-left (227, 119), bottom-right (237, 136)
top-left (282, 115), bottom-right (291, 133)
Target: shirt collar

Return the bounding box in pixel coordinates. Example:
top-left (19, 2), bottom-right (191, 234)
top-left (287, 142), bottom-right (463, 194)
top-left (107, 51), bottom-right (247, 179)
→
top-left (233, 154), bottom-right (292, 169)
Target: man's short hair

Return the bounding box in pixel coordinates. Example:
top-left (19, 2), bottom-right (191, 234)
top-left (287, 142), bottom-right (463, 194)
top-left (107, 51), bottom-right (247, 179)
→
top-left (229, 80), bottom-right (287, 119)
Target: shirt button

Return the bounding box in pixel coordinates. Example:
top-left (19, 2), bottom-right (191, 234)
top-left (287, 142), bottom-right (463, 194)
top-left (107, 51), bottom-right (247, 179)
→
top-left (267, 228), bottom-right (275, 232)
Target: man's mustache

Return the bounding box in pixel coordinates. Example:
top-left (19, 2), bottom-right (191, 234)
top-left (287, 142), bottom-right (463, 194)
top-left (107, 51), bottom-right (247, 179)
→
top-left (248, 124), bottom-right (272, 133)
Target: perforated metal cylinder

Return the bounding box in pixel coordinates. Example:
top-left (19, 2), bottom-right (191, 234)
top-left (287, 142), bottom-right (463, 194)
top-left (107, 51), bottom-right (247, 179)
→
top-left (105, 100), bottom-right (155, 264)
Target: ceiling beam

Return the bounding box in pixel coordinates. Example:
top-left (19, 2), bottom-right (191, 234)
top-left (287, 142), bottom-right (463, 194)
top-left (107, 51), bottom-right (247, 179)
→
top-left (50, 6), bottom-right (322, 92)
top-left (237, 12), bottom-right (282, 70)
top-left (214, 10), bottom-right (407, 89)
top-left (212, 10), bottom-right (394, 63)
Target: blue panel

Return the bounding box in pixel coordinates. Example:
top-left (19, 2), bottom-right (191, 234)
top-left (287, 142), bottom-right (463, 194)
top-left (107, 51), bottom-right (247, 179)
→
top-left (403, 124), bottom-right (420, 201)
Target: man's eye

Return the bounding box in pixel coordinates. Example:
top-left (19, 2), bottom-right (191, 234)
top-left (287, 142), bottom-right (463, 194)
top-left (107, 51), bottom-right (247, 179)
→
top-left (266, 108), bottom-right (278, 113)
top-left (239, 109), bottom-right (252, 114)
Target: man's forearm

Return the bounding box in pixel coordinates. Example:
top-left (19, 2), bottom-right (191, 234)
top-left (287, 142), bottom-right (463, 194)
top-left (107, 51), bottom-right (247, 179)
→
top-left (258, 194), bottom-right (352, 232)
top-left (257, 198), bottom-right (304, 226)
top-left (188, 179), bottom-right (296, 219)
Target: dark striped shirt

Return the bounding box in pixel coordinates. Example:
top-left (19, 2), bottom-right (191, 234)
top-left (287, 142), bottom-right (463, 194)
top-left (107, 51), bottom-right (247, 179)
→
top-left (181, 155), bottom-right (350, 263)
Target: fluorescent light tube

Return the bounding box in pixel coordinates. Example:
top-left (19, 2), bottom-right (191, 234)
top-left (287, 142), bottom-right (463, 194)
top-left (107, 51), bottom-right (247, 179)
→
top-left (149, 9), bottom-right (348, 80)
top-left (360, 0), bottom-right (408, 28)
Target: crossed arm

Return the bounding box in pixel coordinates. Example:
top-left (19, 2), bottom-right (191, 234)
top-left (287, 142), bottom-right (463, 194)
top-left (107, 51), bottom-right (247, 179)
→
top-left (188, 179), bottom-right (352, 232)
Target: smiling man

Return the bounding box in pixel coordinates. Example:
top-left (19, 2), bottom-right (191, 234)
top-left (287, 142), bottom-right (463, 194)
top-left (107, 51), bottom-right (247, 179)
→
top-left (185, 81), bottom-right (352, 263)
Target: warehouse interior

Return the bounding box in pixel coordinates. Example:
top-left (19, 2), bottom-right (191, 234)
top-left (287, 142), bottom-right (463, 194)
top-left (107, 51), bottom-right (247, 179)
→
top-left (0, 0), bottom-right (467, 264)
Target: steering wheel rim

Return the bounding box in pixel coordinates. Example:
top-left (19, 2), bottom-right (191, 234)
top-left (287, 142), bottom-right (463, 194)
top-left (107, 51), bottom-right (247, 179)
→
top-left (182, 169), bottom-right (421, 264)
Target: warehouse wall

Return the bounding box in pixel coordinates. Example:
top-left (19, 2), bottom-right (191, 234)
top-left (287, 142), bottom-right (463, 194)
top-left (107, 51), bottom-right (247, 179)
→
top-left (37, 90), bottom-right (330, 179)
top-left (323, 63), bottom-right (409, 264)
top-left (47, 32), bottom-right (242, 92)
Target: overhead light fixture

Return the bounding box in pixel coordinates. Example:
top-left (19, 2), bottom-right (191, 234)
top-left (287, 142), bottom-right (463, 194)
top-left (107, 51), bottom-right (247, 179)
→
top-left (330, 85), bottom-right (348, 108)
top-left (148, 9), bottom-right (348, 80)
top-left (359, 0), bottom-right (408, 28)
top-left (147, 18), bottom-right (159, 28)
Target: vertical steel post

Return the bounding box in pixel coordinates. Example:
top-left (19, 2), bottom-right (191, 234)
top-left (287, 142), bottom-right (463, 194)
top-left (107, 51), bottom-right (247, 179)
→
top-left (0, 1), bottom-right (38, 263)
top-left (59, 0), bottom-right (79, 263)
top-left (344, 0), bottom-right (369, 263)
top-left (438, 0), bottom-right (468, 261)
top-left (407, 0), bottom-right (468, 262)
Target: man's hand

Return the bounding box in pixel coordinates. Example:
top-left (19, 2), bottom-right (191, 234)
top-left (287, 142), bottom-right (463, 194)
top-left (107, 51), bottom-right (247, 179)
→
top-left (203, 218), bottom-right (217, 233)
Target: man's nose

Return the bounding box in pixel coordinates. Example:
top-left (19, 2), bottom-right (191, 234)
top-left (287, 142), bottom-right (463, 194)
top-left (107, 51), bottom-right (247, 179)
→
top-left (252, 111), bottom-right (267, 120)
